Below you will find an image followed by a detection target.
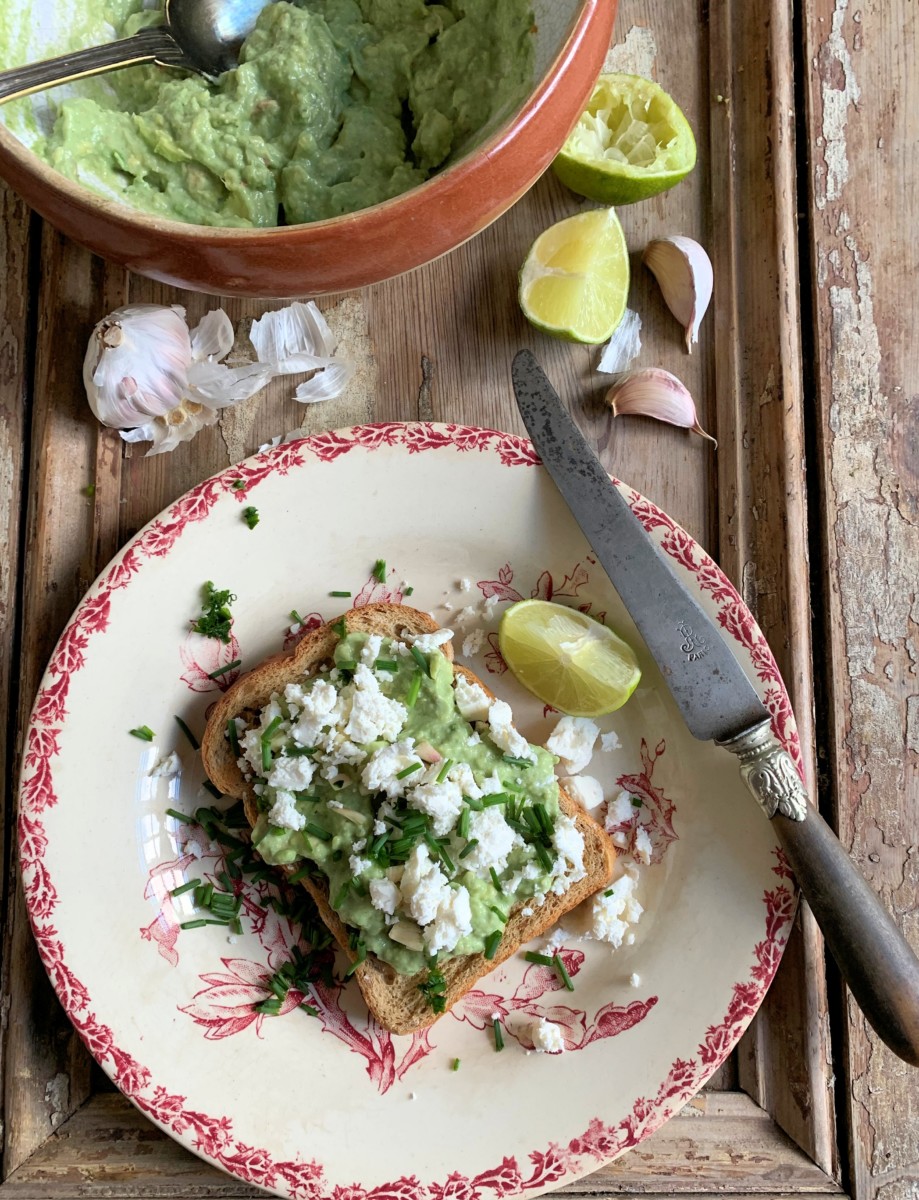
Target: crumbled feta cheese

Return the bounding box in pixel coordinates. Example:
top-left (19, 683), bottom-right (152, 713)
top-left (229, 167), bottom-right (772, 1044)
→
top-left (444, 761), bottom-right (482, 800)
top-left (587, 869), bottom-right (643, 948)
top-left (458, 578), bottom-right (472, 592)
top-left (550, 813), bottom-right (586, 894)
top-left (487, 699), bottom-right (535, 761)
top-left (182, 839), bottom-right (203, 860)
top-left (405, 628), bottom-right (454, 651)
top-left (630, 972), bottom-right (641, 988)
top-left (267, 790), bottom-right (306, 832)
top-left (482, 595), bottom-right (499, 619)
top-left (400, 844), bottom-right (451, 926)
top-left (453, 675), bottom-right (491, 721)
top-left (360, 634), bottom-right (384, 666)
top-left (373, 818), bottom-right (387, 836)
top-left (605, 789), bottom-right (634, 830)
top-left (454, 605), bottom-right (478, 629)
top-left (521, 906), bottom-right (533, 917)
top-left (466, 731), bottom-right (481, 746)
top-left (462, 628), bottom-right (487, 657)
top-left (600, 730), bottom-right (621, 752)
top-left (267, 754), bottom-right (315, 793)
top-left (543, 927), bottom-right (567, 954)
top-left (407, 779), bottom-right (464, 837)
top-left (343, 664), bottom-right (407, 744)
top-left (369, 877), bottom-right (400, 916)
top-left (462, 806), bottom-right (517, 873)
top-left (633, 823), bottom-right (653, 865)
top-left (527, 1018), bottom-right (566, 1054)
top-left (561, 774), bottom-right (604, 812)
top-left (149, 751), bottom-right (181, 778)
top-left (291, 679), bottom-right (341, 746)
top-left (545, 716), bottom-right (600, 774)
top-left (361, 739), bottom-right (421, 799)
top-left (424, 884), bottom-right (473, 954)
top-left (349, 854), bottom-right (372, 878)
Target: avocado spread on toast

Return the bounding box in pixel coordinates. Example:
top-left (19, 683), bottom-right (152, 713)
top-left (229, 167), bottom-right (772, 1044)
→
top-left (234, 631), bottom-right (585, 976)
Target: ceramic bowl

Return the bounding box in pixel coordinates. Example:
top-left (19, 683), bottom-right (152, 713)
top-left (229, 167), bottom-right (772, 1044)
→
top-left (0, 1), bottom-right (616, 297)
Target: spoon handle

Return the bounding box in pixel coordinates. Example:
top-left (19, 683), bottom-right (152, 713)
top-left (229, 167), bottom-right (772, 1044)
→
top-left (0, 28), bottom-right (191, 105)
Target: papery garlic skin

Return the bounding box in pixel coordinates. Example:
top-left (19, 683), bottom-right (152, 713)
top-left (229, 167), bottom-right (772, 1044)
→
top-left (598, 308), bottom-right (642, 375)
top-left (84, 304), bottom-right (192, 428)
top-left (643, 236), bottom-right (713, 353)
top-left (605, 367), bottom-right (716, 444)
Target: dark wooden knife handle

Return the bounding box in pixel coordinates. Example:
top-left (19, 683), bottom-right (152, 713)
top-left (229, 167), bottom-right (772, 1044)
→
top-left (773, 807), bottom-right (919, 1066)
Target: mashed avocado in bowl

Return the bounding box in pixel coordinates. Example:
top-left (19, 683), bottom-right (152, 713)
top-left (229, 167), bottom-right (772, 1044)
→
top-left (29, 0), bottom-right (535, 228)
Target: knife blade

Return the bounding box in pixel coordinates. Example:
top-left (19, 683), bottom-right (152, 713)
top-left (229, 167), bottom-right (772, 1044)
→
top-left (511, 348), bottom-right (919, 1067)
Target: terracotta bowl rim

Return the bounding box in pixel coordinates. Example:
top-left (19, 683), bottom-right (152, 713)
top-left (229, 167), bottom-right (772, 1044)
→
top-left (0, 0), bottom-right (601, 243)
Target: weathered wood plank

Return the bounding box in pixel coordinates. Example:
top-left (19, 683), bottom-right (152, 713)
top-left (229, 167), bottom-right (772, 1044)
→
top-left (1, 1092), bottom-right (843, 1198)
top-left (801, 2), bottom-right (919, 1199)
top-left (706, 0), bottom-right (838, 1177)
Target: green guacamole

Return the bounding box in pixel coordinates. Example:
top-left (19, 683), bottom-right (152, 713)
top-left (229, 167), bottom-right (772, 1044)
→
top-left (238, 631), bottom-right (576, 979)
top-left (33, 0), bottom-right (534, 227)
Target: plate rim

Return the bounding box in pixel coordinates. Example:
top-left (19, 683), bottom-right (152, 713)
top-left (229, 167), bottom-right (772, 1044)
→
top-left (18, 422), bottom-right (800, 1198)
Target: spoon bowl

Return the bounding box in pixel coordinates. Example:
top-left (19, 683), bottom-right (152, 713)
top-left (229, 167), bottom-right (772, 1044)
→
top-left (166, 0), bottom-right (275, 77)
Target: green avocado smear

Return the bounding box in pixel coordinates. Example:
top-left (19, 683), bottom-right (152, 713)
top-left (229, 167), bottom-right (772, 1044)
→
top-left (233, 629), bottom-right (586, 995)
top-left (33, 0), bottom-right (535, 227)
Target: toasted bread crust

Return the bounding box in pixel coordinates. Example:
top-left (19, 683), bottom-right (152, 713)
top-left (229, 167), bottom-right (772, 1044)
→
top-left (201, 604), bottom-right (614, 1034)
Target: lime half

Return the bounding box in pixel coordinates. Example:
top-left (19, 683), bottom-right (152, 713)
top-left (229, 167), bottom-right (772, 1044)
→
top-left (518, 207), bottom-right (629, 344)
top-left (498, 599), bottom-right (641, 717)
top-left (552, 74), bottom-right (696, 205)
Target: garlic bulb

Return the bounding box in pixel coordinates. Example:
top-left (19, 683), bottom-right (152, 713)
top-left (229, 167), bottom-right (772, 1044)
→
top-left (83, 301), bottom-right (353, 455)
top-left (605, 368), bottom-right (716, 444)
top-left (642, 236), bottom-right (713, 353)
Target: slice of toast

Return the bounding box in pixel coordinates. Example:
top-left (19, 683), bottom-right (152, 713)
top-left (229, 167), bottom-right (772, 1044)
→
top-left (201, 603), bottom-right (615, 1034)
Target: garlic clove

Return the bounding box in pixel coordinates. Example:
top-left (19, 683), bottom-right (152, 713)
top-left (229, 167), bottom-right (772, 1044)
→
top-left (643, 236), bottom-right (713, 353)
top-left (190, 309), bottom-right (235, 363)
top-left (605, 367), bottom-right (716, 444)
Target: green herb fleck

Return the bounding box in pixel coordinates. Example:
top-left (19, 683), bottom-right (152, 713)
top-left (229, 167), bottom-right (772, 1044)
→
top-left (207, 659), bottom-right (242, 680)
top-left (396, 761), bottom-right (423, 780)
top-left (553, 953), bottom-right (574, 992)
top-left (492, 1017), bottom-right (505, 1051)
top-left (165, 807), bottom-right (193, 824)
top-left (451, 1057), bottom-right (461, 1071)
top-left (170, 878), bottom-right (201, 898)
top-left (631, 795), bottom-right (643, 808)
top-left (410, 645), bottom-right (430, 675)
top-left (484, 930), bottom-right (502, 960)
top-left (405, 671), bottom-right (423, 708)
top-left (330, 590), bottom-right (352, 597)
top-left (242, 506), bottom-right (260, 530)
top-left (373, 558), bottom-right (386, 582)
top-left (82, 483), bottom-right (96, 498)
top-left (404, 585), bottom-right (414, 596)
top-left (524, 951), bottom-right (554, 967)
top-left (419, 965), bottom-right (447, 1013)
top-left (190, 581), bottom-right (236, 644)
top-left (129, 725), bottom-right (155, 741)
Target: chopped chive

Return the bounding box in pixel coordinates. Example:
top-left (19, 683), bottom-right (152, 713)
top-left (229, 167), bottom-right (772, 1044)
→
top-left (290, 609), bottom-right (303, 623)
top-left (304, 822), bottom-right (332, 842)
top-left (604, 888), bottom-right (614, 897)
top-left (335, 659), bottom-right (357, 672)
top-left (205, 918), bottom-right (231, 926)
top-left (463, 795), bottom-right (483, 811)
top-left (458, 808), bottom-right (470, 840)
top-left (451, 1057), bottom-right (460, 1071)
top-left (226, 717), bottom-right (240, 757)
top-left (300, 1003), bottom-right (319, 1017)
top-left (208, 659), bottom-right (241, 680)
top-left (288, 865), bottom-right (312, 884)
top-left (202, 780), bottom-right (222, 799)
top-left (484, 930), bottom-right (502, 960)
top-left (436, 758), bottom-right (454, 784)
top-left (345, 941), bottom-right (367, 977)
top-left (489, 867), bottom-right (504, 894)
top-left (242, 506), bottom-right (260, 530)
top-left (374, 659), bottom-right (399, 671)
top-left (373, 558), bottom-right (386, 582)
top-left (332, 617), bottom-right (347, 638)
top-left (396, 761), bottom-right (423, 780)
top-left (201, 882), bottom-right (214, 908)
top-left (231, 478), bottom-right (246, 490)
top-left (333, 880), bottom-right (351, 909)
top-left (166, 807), bottom-right (193, 824)
top-left (229, 917), bottom-right (243, 935)
top-left (488, 905), bottom-right (505, 922)
top-left (410, 645), bottom-right (430, 675)
top-left (190, 581), bottom-right (236, 644)
top-left (254, 998), bottom-right (283, 1015)
top-left (631, 795), bottom-right (643, 808)
top-left (129, 725), bottom-right (155, 742)
top-left (330, 590), bottom-right (352, 597)
top-left (482, 794), bottom-right (508, 808)
top-left (534, 803), bottom-right (553, 837)
top-left (524, 951), bottom-right (554, 967)
top-left (553, 953), bottom-right (574, 992)
top-left (171, 878), bottom-right (201, 898)
top-left (404, 585), bottom-right (414, 596)
top-left (492, 1018), bottom-right (505, 1051)
top-left (180, 919), bottom-right (208, 930)
top-left (405, 671), bottom-right (423, 708)
top-left (502, 755), bottom-right (533, 768)
top-left (269, 975), bottom-right (288, 1000)
top-left (459, 838), bottom-right (478, 860)
top-left (534, 843), bottom-right (554, 872)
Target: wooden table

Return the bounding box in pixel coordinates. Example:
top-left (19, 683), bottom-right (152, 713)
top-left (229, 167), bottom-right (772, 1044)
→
top-left (1, 1), bottom-right (916, 1196)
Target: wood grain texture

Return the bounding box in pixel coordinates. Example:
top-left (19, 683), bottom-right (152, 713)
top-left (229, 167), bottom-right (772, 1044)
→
top-left (801, 0), bottom-right (919, 1196)
top-left (1, 1092), bottom-right (842, 1198)
top-left (0, 0), bottom-right (851, 1192)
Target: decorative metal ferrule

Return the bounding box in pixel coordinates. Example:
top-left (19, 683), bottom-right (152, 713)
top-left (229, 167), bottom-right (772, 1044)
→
top-left (716, 719), bottom-right (808, 822)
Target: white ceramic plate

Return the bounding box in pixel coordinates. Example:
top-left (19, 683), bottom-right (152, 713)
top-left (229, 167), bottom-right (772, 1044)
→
top-left (20, 424), bottom-right (800, 1198)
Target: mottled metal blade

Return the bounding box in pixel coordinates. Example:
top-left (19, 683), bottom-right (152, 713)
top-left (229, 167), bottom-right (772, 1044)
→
top-left (511, 350), bottom-right (768, 743)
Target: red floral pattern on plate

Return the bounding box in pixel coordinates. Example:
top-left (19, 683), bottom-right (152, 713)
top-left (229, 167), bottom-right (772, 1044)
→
top-left (18, 424), bottom-right (800, 1199)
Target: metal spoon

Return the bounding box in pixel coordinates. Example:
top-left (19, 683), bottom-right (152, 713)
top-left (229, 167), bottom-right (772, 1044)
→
top-left (0, 0), bottom-right (273, 105)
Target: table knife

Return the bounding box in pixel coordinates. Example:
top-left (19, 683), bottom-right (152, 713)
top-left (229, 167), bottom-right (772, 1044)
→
top-left (512, 348), bottom-right (919, 1067)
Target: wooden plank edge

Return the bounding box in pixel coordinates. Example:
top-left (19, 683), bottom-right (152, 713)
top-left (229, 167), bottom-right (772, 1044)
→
top-left (0, 1091), bottom-right (845, 1197)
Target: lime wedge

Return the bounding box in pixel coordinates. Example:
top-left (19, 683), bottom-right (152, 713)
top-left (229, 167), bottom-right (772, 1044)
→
top-left (552, 74), bottom-right (696, 205)
top-left (498, 599), bottom-right (641, 717)
top-left (518, 207), bottom-right (629, 344)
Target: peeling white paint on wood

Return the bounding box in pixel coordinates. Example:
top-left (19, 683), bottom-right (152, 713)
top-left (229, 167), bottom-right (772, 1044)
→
top-left (815, 0), bottom-right (861, 209)
top-left (604, 25), bottom-right (658, 77)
